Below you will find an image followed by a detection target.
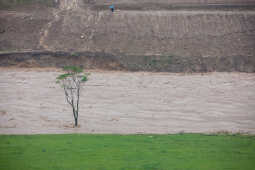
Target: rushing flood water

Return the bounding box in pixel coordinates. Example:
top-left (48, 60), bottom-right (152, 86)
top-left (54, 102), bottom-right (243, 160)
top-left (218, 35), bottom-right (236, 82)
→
top-left (0, 68), bottom-right (255, 134)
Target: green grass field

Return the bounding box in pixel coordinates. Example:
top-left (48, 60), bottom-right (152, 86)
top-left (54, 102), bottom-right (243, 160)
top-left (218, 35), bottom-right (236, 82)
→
top-left (0, 134), bottom-right (254, 170)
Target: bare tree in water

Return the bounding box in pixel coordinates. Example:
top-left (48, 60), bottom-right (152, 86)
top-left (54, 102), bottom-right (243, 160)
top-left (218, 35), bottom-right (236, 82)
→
top-left (56, 66), bottom-right (88, 127)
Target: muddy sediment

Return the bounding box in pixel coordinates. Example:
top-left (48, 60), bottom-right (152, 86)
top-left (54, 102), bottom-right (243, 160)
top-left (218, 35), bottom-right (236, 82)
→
top-left (0, 1), bottom-right (255, 134)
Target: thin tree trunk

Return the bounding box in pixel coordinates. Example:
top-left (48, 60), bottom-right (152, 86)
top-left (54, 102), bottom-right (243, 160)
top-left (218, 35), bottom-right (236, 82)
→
top-left (74, 117), bottom-right (78, 127)
top-left (72, 106), bottom-right (78, 127)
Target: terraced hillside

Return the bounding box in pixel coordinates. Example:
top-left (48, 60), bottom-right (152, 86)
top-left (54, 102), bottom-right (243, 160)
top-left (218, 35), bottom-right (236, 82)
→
top-left (0, 0), bottom-right (255, 72)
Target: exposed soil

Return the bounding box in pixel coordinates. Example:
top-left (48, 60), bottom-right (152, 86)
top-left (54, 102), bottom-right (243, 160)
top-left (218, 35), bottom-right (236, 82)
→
top-left (1, 51), bottom-right (255, 72)
top-left (1, 0), bottom-right (255, 67)
top-left (0, 68), bottom-right (254, 134)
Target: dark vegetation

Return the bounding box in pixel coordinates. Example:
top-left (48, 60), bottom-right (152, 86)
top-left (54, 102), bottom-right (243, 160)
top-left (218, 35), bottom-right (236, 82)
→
top-left (0, 51), bottom-right (254, 72)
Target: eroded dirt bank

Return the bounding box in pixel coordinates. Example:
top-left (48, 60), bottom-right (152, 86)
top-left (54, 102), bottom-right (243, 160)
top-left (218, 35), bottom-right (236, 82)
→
top-left (0, 51), bottom-right (254, 72)
top-left (0, 0), bottom-right (255, 72)
top-left (0, 68), bottom-right (254, 134)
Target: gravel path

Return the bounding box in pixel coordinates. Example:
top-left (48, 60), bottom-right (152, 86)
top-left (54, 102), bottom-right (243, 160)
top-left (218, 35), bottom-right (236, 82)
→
top-left (0, 68), bottom-right (255, 134)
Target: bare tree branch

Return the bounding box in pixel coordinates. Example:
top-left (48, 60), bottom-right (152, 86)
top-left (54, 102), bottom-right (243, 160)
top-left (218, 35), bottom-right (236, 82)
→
top-left (56, 66), bottom-right (88, 127)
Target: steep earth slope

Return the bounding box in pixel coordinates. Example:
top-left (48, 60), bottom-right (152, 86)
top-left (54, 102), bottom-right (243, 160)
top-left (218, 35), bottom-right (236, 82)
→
top-left (0, 0), bottom-right (255, 72)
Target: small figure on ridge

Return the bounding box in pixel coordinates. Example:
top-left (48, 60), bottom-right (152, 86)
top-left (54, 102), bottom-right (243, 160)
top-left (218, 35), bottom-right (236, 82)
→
top-left (109, 4), bottom-right (115, 12)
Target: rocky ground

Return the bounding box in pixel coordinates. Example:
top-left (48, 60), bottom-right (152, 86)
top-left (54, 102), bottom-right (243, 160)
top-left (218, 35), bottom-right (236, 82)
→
top-left (0, 68), bottom-right (254, 134)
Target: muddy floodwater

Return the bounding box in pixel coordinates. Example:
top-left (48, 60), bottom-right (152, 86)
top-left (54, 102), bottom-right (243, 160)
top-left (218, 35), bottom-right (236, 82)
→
top-left (0, 68), bottom-right (255, 134)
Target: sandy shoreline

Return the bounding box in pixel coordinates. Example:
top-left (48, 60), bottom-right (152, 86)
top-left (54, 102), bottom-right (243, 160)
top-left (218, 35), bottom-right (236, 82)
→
top-left (0, 68), bottom-right (255, 134)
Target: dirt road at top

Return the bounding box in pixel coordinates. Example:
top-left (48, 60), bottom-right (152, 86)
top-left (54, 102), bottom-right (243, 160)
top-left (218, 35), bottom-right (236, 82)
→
top-left (0, 68), bottom-right (255, 134)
